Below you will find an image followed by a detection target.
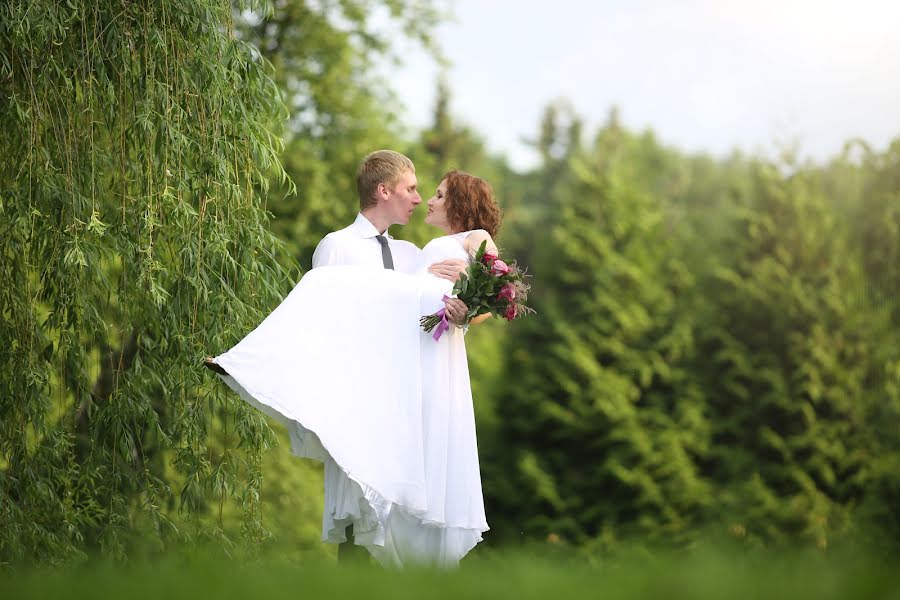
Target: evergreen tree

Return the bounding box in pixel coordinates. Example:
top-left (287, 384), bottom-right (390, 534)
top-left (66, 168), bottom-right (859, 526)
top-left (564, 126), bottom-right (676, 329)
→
top-left (489, 117), bottom-right (708, 546)
top-left (697, 160), bottom-right (873, 547)
top-left (838, 139), bottom-right (900, 551)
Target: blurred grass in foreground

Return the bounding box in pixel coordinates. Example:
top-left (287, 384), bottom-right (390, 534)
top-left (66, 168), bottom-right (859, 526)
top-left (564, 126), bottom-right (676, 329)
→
top-left (2, 549), bottom-right (898, 600)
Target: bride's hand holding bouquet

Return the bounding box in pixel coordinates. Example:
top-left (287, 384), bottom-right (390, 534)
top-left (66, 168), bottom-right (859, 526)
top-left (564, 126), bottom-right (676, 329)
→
top-left (421, 241), bottom-right (534, 340)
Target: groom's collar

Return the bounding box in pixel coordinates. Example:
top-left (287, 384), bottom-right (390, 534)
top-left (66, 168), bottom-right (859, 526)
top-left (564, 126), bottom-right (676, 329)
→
top-left (352, 212), bottom-right (393, 239)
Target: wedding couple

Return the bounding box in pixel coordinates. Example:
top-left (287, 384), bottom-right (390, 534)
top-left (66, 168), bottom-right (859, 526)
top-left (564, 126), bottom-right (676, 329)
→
top-left (208, 150), bottom-right (503, 567)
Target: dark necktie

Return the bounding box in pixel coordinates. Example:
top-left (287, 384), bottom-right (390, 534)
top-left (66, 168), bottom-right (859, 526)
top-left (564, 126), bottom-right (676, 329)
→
top-left (374, 235), bottom-right (394, 270)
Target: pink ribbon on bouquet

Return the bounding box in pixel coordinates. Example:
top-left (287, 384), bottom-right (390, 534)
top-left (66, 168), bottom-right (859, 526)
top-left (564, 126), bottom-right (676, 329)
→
top-left (432, 294), bottom-right (453, 341)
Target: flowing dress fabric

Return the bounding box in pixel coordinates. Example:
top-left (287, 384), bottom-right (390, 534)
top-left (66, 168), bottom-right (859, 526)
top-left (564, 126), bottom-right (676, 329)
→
top-left (214, 233), bottom-right (487, 567)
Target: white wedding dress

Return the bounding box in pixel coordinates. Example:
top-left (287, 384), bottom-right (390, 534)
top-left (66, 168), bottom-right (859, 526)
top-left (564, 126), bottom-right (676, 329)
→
top-left (213, 232), bottom-right (488, 567)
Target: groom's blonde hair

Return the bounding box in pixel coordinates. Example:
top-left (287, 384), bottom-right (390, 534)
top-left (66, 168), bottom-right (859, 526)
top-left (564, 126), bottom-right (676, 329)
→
top-left (356, 150), bottom-right (415, 210)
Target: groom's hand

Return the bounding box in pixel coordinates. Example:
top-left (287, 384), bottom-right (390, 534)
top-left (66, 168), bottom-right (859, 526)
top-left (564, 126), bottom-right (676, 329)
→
top-left (428, 259), bottom-right (468, 282)
top-left (443, 298), bottom-right (468, 326)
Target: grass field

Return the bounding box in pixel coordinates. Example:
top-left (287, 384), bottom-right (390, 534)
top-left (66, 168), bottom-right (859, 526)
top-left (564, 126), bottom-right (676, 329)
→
top-left (3, 549), bottom-right (899, 600)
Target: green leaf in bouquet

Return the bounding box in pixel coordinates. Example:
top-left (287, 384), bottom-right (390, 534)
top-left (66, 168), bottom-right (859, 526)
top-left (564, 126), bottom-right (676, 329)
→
top-left (474, 240), bottom-right (487, 263)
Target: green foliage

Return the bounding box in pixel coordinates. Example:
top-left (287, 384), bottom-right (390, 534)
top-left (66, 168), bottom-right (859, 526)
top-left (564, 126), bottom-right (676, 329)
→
top-left (484, 107), bottom-right (900, 556)
top-left (490, 117), bottom-right (709, 545)
top-left (0, 0), bottom-right (297, 563)
top-left (819, 140), bottom-right (900, 553)
top-left (696, 161), bottom-right (873, 547)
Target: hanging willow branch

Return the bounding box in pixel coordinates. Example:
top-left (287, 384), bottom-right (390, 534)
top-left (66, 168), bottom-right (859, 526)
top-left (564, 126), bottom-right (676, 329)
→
top-left (0, 0), bottom-right (292, 563)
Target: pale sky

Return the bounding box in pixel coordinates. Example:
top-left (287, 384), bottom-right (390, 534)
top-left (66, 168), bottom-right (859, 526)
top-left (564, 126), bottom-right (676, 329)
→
top-left (382, 0), bottom-right (900, 170)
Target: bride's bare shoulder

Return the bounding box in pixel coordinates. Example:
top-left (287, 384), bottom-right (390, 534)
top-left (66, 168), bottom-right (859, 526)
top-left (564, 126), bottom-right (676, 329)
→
top-left (462, 229), bottom-right (499, 257)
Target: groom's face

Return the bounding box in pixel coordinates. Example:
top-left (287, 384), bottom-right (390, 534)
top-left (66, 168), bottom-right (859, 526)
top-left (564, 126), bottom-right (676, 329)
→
top-left (384, 170), bottom-right (422, 225)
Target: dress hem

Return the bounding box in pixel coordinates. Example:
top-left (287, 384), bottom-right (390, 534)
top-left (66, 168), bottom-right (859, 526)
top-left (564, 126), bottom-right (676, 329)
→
top-left (213, 359), bottom-right (488, 566)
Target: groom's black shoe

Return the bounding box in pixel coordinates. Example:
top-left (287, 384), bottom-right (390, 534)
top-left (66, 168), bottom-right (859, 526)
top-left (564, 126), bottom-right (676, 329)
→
top-left (338, 524), bottom-right (371, 566)
top-left (203, 357), bottom-right (228, 376)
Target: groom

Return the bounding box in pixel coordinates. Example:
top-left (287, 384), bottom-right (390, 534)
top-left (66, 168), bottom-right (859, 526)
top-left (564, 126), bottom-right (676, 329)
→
top-left (312, 149), bottom-right (467, 562)
top-left (313, 149), bottom-right (466, 279)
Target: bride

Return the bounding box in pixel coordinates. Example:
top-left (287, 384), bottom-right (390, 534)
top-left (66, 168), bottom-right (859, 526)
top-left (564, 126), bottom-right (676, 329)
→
top-left (209, 170), bottom-right (502, 567)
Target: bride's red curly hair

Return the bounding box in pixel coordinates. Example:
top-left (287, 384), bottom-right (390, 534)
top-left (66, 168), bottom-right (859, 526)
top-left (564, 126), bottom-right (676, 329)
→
top-left (442, 170), bottom-right (502, 239)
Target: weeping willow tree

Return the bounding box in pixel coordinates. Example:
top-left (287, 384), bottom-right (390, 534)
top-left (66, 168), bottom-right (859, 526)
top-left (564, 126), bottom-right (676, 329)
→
top-left (0, 1), bottom-right (295, 562)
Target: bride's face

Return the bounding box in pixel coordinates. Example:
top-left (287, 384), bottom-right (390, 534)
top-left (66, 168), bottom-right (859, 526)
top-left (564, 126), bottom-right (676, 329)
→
top-left (425, 179), bottom-right (451, 232)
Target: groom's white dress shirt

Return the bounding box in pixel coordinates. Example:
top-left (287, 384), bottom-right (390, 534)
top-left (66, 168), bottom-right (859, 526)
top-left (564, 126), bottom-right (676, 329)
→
top-left (312, 213), bottom-right (420, 274)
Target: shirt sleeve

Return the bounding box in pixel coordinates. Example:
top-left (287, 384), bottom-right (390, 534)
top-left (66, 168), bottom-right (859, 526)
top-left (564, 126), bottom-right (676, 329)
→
top-left (312, 235), bottom-right (342, 268)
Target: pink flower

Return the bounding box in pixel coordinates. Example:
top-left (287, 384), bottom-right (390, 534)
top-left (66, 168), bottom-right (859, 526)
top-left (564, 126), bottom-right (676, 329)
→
top-left (482, 252), bottom-right (498, 267)
top-left (497, 282), bottom-right (516, 301)
top-left (505, 303), bottom-right (518, 321)
top-left (491, 259), bottom-right (510, 275)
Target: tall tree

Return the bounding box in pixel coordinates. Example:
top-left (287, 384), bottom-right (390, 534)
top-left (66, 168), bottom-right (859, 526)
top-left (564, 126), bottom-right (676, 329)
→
top-left (823, 139), bottom-right (900, 551)
top-left (697, 159), bottom-right (874, 548)
top-left (489, 115), bottom-right (709, 546)
top-left (0, 0), bottom-right (296, 562)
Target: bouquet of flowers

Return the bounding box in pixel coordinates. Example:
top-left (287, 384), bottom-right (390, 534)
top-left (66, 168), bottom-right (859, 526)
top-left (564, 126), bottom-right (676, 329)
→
top-left (420, 241), bottom-right (534, 341)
